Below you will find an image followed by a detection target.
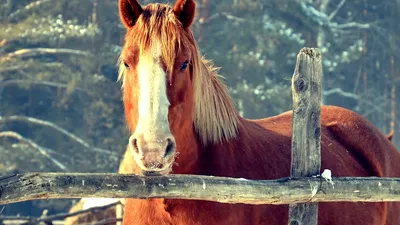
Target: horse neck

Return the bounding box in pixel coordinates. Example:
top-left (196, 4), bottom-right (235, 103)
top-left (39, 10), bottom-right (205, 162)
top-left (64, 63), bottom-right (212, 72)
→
top-left (171, 122), bottom-right (203, 175)
top-left (171, 119), bottom-right (247, 176)
top-left (170, 56), bottom-right (240, 174)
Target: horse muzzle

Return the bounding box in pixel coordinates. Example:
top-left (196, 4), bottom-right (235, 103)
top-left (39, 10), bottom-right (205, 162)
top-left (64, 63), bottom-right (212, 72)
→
top-left (129, 134), bottom-right (176, 175)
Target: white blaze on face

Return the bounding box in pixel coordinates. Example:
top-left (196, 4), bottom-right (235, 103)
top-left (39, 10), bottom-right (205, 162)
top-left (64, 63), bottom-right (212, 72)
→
top-left (135, 42), bottom-right (171, 140)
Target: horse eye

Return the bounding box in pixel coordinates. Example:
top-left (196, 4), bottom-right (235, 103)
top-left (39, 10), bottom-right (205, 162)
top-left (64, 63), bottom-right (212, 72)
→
top-left (179, 60), bottom-right (189, 71)
top-left (124, 62), bottom-right (130, 70)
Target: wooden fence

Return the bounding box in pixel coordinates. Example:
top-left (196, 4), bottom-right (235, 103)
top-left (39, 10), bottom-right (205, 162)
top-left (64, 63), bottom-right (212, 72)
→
top-left (0, 48), bottom-right (399, 225)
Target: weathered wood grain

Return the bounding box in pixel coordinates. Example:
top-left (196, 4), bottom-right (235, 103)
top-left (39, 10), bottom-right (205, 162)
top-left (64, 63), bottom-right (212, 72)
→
top-left (289, 47), bottom-right (322, 225)
top-left (0, 173), bottom-right (399, 205)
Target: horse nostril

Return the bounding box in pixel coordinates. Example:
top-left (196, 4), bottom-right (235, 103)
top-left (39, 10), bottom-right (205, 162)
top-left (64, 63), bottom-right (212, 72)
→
top-left (131, 138), bottom-right (139, 154)
top-left (165, 138), bottom-right (175, 157)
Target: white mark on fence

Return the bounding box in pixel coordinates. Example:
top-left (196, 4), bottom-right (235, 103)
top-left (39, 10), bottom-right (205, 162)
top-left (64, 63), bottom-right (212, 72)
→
top-left (378, 182), bottom-right (382, 187)
top-left (168, 179), bottom-right (176, 186)
top-left (139, 177), bottom-right (146, 185)
top-left (201, 178), bottom-right (206, 190)
top-left (82, 180), bottom-right (85, 186)
top-left (322, 169), bottom-right (334, 188)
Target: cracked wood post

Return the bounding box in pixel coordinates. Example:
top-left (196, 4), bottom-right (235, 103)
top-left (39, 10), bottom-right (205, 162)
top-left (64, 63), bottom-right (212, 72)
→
top-left (289, 48), bottom-right (322, 225)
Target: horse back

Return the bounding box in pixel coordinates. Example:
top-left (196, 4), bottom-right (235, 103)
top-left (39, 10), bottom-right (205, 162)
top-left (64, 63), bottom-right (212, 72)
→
top-left (254, 105), bottom-right (400, 177)
top-left (250, 105), bottom-right (400, 225)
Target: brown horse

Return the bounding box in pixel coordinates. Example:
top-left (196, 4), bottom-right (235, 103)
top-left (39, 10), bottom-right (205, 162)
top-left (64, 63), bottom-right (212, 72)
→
top-left (117, 0), bottom-right (400, 224)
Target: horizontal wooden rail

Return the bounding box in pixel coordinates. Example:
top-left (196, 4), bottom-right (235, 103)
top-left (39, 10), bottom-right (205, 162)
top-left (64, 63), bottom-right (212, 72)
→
top-left (0, 173), bottom-right (399, 205)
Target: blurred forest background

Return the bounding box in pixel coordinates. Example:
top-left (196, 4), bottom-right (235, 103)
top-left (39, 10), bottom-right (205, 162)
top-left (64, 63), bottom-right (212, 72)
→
top-left (0, 0), bottom-right (399, 218)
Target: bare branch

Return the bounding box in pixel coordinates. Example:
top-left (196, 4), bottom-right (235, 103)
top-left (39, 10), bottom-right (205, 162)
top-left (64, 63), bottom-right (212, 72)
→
top-left (0, 131), bottom-right (69, 171)
top-left (323, 88), bottom-right (359, 100)
top-left (2, 220), bottom-right (64, 225)
top-left (220, 12), bottom-right (246, 22)
top-left (0, 202), bottom-right (121, 224)
top-left (9, 0), bottom-right (53, 20)
top-left (332, 22), bottom-right (370, 29)
top-left (0, 204), bottom-right (122, 225)
top-left (328, 0), bottom-right (346, 20)
top-left (299, 2), bottom-right (370, 30)
top-left (198, 13), bottom-right (219, 24)
top-left (0, 79), bottom-right (91, 94)
top-left (0, 48), bottom-right (92, 62)
top-left (323, 88), bottom-right (400, 126)
top-left (0, 116), bottom-right (118, 157)
top-left (198, 12), bottom-right (245, 25)
top-left (0, 173), bottom-right (399, 205)
top-left (0, 62), bottom-right (62, 73)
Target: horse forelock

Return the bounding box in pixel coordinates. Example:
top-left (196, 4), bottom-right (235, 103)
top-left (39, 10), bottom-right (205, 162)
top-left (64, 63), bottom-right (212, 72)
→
top-left (118, 2), bottom-right (239, 145)
top-left (119, 4), bottom-right (181, 77)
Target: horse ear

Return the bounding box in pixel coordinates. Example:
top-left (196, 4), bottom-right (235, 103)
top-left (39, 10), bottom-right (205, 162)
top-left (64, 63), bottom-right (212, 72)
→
top-left (173, 0), bottom-right (196, 29)
top-left (119, 0), bottom-right (143, 28)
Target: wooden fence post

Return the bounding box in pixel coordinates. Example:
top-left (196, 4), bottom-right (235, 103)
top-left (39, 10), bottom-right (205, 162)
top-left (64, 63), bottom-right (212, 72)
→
top-left (288, 48), bottom-right (322, 225)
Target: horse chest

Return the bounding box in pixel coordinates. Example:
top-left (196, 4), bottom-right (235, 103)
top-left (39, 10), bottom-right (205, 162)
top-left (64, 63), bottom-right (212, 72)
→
top-left (165, 200), bottom-right (287, 225)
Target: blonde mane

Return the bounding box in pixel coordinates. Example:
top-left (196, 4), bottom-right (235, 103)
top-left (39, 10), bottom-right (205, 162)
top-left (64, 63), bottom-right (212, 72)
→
top-left (192, 57), bottom-right (239, 144)
top-left (118, 3), bottom-right (239, 145)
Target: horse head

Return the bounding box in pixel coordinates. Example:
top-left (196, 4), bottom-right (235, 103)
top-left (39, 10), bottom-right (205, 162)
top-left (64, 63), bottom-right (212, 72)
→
top-left (118, 0), bottom-right (198, 175)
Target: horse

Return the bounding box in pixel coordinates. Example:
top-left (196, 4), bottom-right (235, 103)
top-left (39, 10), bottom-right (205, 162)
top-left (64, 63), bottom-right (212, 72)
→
top-left (65, 129), bottom-right (396, 225)
top-left (115, 0), bottom-right (400, 224)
